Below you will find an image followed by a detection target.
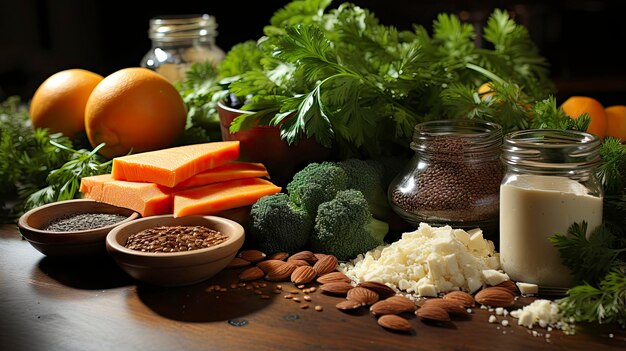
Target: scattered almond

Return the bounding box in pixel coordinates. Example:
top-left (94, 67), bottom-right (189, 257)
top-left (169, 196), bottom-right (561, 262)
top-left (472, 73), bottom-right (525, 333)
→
top-left (442, 291), bottom-right (475, 308)
top-left (289, 259), bottom-right (310, 267)
top-left (385, 295), bottom-right (417, 312)
top-left (256, 260), bottom-right (286, 273)
top-left (226, 257), bottom-right (251, 268)
top-left (238, 249), bottom-right (266, 263)
top-left (416, 306), bottom-right (451, 322)
top-left (422, 298), bottom-right (468, 316)
top-left (291, 266), bottom-right (317, 285)
top-left (495, 280), bottom-right (518, 294)
top-left (288, 250), bottom-right (318, 264)
top-left (265, 262), bottom-right (297, 281)
top-left (312, 255), bottom-right (338, 276)
top-left (474, 287), bottom-right (515, 308)
top-left (377, 314), bottom-right (412, 332)
top-left (319, 282), bottom-right (354, 296)
top-left (316, 271), bottom-right (351, 284)
top-left (358, 281), bottom-right (396, 299)
top-left (335, 300), bottom-right (362, 311)
top-left (370, 299), bottom-right (409, 316)
top-left (238, 266), bottom-right (264, 282)
top-left (346, 287), bottom-right (379, 306)
top-left (269, 252), bottom-right (289, 261)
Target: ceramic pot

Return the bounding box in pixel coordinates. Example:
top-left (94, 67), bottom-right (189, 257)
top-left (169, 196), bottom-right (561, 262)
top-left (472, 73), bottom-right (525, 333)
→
top-left (217, 101), bottom-right (332, 187)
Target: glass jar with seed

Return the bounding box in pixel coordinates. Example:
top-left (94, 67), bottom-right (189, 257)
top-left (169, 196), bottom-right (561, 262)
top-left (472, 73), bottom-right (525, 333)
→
top-left (388, 119), bottom-right (503, 238)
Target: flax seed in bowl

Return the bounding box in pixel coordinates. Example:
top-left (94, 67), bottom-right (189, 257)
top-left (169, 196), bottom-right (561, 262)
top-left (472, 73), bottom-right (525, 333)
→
top-left (105, 214), bottom-right (245, 287)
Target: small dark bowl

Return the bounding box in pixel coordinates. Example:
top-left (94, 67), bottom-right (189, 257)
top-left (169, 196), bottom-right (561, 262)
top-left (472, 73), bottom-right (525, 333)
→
top-left (106, 215), bottom-right (245, 287)
top-left (18, 199), bottom-right (139, 257)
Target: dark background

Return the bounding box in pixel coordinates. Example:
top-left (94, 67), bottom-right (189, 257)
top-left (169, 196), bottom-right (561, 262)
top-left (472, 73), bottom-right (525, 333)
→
top-left (2, 0), bottom-right (626, 106)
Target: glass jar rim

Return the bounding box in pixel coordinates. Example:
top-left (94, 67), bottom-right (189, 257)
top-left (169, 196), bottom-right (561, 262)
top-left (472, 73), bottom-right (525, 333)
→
top-left (149, 14), bottom-right (218, 41)
top-left (501, 129), bottom-right (601, 171)
top-left (410, 119), bottom-right (503, 154)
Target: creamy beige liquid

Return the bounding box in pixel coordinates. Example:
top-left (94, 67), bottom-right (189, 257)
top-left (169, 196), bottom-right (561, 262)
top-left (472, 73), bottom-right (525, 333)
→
top-left (500, 174), bottom-right (603, 287)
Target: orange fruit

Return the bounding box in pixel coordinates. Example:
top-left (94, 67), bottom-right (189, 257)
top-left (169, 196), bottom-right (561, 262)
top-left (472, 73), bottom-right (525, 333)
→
top-left (478, 82), bottom-right (496, 101)
top-left (559, 96), bottom-right (607, 138)
top-left (85, 67), bottom-right (187, 159)
top-left (29, 68), bottom-right (104, 138)
top-left (605, 105), bottom-right (626, 142)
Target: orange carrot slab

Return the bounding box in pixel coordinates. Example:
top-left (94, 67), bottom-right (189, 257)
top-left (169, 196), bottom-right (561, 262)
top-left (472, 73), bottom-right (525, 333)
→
top-left (111, 141), bottom-right (240, 187)
top-left (80, 174), bottom-right (172, 217)
top-left (172, 178), bottom-right (281, 217)
top-left (173, 162), bottom-right (269, 190)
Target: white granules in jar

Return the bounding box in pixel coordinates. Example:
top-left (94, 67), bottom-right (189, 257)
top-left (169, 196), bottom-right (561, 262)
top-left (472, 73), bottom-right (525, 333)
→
top-left (338, 223), bottom-right (503, 297)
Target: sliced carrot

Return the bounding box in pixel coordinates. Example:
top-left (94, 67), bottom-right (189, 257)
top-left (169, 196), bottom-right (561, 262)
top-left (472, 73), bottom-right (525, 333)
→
top-left (172, 178), bottom-right (282, 217)
top-left (173, 162), bottom-right (269, 190)
top-left (111, 141), bottom-right (240, 187)
top-left (80, 174), bottom-right (172, 217)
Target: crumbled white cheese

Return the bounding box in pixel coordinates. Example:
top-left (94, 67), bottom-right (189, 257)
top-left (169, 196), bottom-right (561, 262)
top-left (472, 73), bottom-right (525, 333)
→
top-left (510, 299), bottom-right (576, 335)
top-left (338, 223), bottom-right (500, 296)
top-left (489, 315), bottom-right (497, 323)
top-left (482, 269), bottom-right (510, 286)
top-left (516, 282), bottom-right (539, 295)
top-left (501, 320), bottom-right (509, 327)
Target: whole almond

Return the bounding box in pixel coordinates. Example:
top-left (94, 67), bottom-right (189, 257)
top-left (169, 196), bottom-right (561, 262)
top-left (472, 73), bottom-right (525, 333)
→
top-left (346, 287), bottom-right (379, 306)
top-left (256, 260), bottom-right (286, 273)
top-left (291, 266), bottom-right (317, 285)
top-left (442, 291), bottom-right (475, 308)
top-left (495, 280), bottom-right (518, 294)
top-left (312, 255), bottom-right (338, 276)
top-left (226, 257), bottom-right (251, 268)
top-left (336, 300), bottom-right (362, 311)
top-left (238, 250), bottom-right (266, 263)
top-left (422, 298), bottom-right (468, 316)
top-left (370, 299), bottom-right (409, 316)
top-left (386, 295), bottom-right (417, 312)
top-left (316, 271), bottom-right (351, 284)
top-left (416, 306), bottom-right (451, 322)
top-left (320, 282), bottom-right (354, 296)
top-left (474, 287), bottom-right (515, 307)
top-left (314, 253), bottom-right (327, 261)
top-left (377, 314), bottom-right (412, 332)
top-left (288, 250), bottom-right (318, 264)
top-left (269, 252), bottom-right (289, 261)
top-left (238, 266), bottom-right (264, 281)
top-left (358, 281), bottom-right (396, 299)
top-left (265, 262), bottom-right (297, 281)
top-left (289, 259), bottom-right (310, 267)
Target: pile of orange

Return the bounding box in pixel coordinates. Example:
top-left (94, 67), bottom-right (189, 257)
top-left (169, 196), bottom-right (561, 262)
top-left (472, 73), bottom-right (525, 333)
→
top-left (29, 67), bottom-right (187, 159)
top-left (560, 96), bottom-right (626, 141)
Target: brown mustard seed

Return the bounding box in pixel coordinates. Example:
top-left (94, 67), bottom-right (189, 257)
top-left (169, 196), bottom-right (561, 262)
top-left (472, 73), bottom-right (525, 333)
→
top-left (300, 304), bottom-right (309, 309)
top-left (304, 295), bottom-right (312, 301)
top-left (284, 295), bottom-right (293, 299)
top-left (315, 305), bottom-right (323, 311)
top-left (124, 225), bottom-right (228, 253)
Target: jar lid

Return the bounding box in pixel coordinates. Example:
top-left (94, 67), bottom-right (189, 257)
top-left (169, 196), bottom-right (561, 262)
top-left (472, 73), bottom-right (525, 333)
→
top-left (501, 129), bottom-right (601, 171)
top-left (149, 14), bottom-right (218, 41)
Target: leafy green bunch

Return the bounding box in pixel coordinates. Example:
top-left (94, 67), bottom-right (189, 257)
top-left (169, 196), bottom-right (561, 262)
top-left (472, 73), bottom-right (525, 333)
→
top-left (222, 0), bottom-right (555, 158)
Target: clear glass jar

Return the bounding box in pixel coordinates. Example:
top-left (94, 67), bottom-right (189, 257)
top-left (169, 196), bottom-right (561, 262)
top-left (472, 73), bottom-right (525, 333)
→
top-left (140, 14), bottom-right (226, 83)
top-left (499, 129), bottom-right (603, 287)
top-left (388, 119), bottom-right (504, 235)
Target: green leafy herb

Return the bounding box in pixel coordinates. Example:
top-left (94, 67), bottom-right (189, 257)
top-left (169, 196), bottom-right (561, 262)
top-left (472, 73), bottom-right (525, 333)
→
top-left (550, 222), bottom-right (626, 325)
top-left (0, 97), bottom-right (72, 221)
top-left (25, 142), bottom-right (112, 210)
top-left (596, 137), bottom-right (626, 196)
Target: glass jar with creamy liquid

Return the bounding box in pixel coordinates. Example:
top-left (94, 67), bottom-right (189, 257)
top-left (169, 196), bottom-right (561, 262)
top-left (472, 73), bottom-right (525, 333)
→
top-left (140, 14), bottom-right (225, 83)
top-left (499, 129), bottom-right (603, 288)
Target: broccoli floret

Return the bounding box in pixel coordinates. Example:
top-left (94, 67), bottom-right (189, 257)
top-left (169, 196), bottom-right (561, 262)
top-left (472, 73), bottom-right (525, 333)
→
top-left (338, 158), bottom-right (391, 219)
top-left (249, 193), bottom-right (313, 254)
top-left (286, 162), bottom-right (348, 216)
top-left (311, 189), bottom-right (389, 260)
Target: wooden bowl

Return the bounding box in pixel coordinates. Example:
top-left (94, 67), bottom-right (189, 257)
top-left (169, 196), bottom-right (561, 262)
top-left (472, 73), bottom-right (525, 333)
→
top-left (105, 215), bottom-right (245, 287)
top-left (18, 199), bottom-right (139, 257)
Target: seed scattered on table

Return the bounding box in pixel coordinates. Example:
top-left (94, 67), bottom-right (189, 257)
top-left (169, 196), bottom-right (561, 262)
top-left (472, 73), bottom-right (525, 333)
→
top-left (124, 225), bottom-right (228, 253)
top-left (315, 305), bottom-right (323, 311)
top-left (300, 304), bottom-right (309, 309)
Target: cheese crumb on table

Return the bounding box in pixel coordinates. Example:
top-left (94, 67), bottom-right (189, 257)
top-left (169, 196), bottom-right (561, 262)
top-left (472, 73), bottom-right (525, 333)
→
top-left (339, 223), bottom-right (501, 296)
top-left (510, 299), bottom-right (576, 335)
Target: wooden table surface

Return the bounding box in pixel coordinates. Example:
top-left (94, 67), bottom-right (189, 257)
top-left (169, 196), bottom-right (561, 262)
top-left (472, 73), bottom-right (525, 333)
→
top-left (1, 223), bottom-right (624, 351)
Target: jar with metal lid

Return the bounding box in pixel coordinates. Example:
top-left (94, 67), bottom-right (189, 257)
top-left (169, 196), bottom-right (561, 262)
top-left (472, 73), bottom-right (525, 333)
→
top-left (140, 14), bottom-right (226, 83)
top-left (499, 129), bottom-right (603, 287)
top-left (388, 119), bottom-right (504, 234)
